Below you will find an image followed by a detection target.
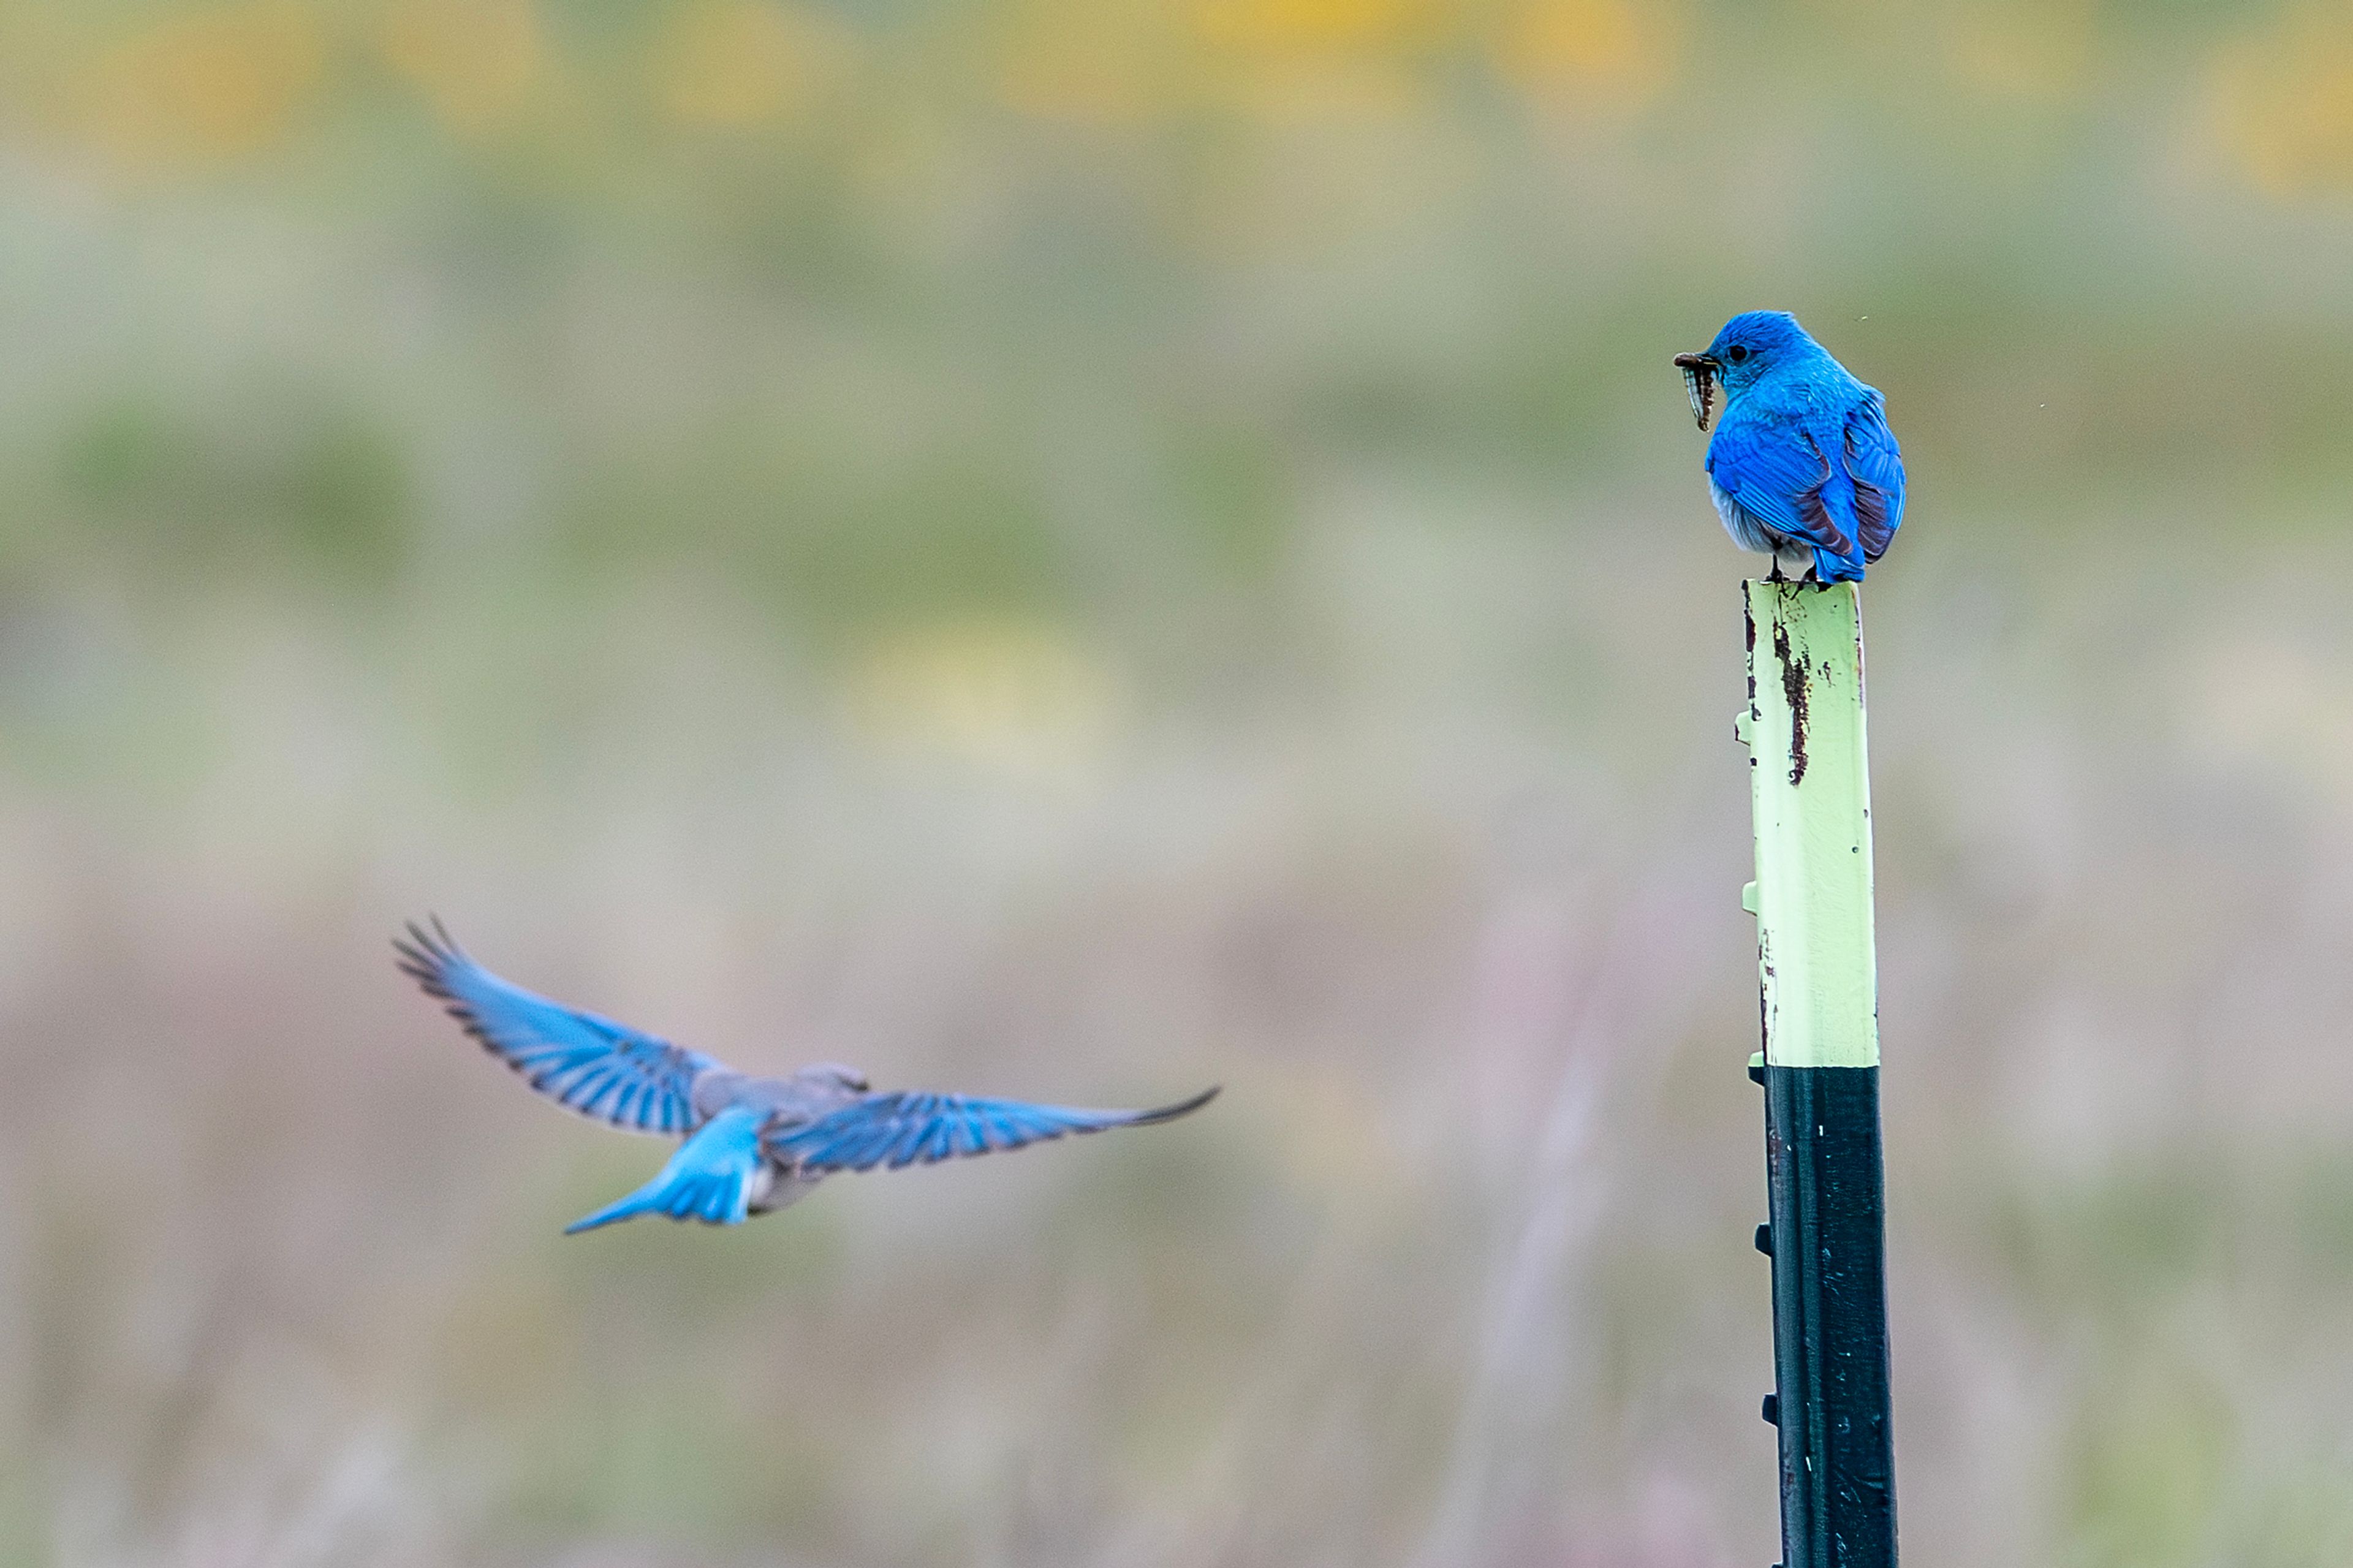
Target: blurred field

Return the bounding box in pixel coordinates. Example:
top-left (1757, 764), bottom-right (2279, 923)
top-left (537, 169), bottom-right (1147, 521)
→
top-left (3, 1), bottom-right (2353, 1564)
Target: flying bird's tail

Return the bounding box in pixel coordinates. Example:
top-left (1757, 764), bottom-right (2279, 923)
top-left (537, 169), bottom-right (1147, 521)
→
top-left (564, 1104), bottom-right (768, 1234)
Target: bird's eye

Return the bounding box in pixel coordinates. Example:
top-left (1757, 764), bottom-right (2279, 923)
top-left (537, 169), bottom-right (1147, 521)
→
top-left (1727, 346), bottom-right (1750, 363)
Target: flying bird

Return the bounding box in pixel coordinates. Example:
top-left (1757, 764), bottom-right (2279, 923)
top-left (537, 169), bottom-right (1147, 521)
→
top-left (1673, 311), bottom-right (1906, 583)
top-left (395, 919), bottom-right (1218, 1234)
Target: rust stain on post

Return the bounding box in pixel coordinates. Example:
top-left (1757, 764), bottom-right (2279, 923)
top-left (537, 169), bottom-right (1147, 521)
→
top-left (1773, 617), bottom-right (1811, 787)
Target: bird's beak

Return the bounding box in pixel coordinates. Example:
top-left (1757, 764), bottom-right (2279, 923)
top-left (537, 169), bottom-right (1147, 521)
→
top-left (1673, 353), bottom-right (1719, 431)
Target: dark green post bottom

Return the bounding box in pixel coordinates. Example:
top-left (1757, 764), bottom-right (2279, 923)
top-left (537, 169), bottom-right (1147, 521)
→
top-left (1759, 1062), bottom-right (1896, 1568)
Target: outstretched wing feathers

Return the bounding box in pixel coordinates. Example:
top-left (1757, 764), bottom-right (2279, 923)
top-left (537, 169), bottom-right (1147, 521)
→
top-left (768, 1086), bottom-right (1221, 1174)
top-left (394, 918), bottom-right (720, 1136)
top-left (396, 918), bottom-right (1222, 1203)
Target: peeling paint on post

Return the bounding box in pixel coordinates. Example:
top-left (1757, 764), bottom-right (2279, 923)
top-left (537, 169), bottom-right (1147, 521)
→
top-left (1741, 580), bottom-right (1896, 1568)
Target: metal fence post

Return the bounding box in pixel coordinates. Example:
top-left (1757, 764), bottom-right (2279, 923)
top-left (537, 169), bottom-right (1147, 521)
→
top-left (1738, 580), bottom-right (1896, 1568)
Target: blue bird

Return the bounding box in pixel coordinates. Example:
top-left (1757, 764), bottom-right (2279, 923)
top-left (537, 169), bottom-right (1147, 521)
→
top-left (394, 919), bottom-right (1218, 1235)
top-left (1673, 311), bottom-right (1906, 583)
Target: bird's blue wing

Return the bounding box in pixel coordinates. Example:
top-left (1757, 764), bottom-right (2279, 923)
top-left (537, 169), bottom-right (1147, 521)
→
top-left (1843, 392), bottom-right (1905, 562)
top-left (395, 918), bottom-right (720, 1136)
top-left (767, 1086), bottom-right (1219, 1173)
top-left (1705, 420), bottom-right (1855, 560)
top-left (565, 1104), bottom-right (767, 1233)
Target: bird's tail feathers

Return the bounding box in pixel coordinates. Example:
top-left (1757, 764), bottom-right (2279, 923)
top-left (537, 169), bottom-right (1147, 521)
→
top-left (563, 1165), bottom-right (754, 1232)
top-left (1809, 547), bottom-right (1866, 585)
top-left (564, 1104), bottom-right (767, 1235)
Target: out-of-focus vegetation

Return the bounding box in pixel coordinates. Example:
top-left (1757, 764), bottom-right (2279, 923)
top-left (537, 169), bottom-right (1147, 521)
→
top-left (3, 1), bottom-right (2353, 1564)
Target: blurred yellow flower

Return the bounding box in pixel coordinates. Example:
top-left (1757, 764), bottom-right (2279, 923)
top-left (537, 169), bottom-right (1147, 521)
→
top-left (78, 2), bottom-right (325, 167)
top-left (656, 0), bottom-right (848, 128)
top-left (2208, 7), bottom-right (2353, 198)
top-left (1491, 0), bottom-right (1679, 109)
top-left (845, 618), bottom-right (1128, 783)
top-left (379, 0), bottom-right (542, 135)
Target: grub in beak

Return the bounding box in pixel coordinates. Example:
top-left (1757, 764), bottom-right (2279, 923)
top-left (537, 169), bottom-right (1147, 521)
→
top-left (1673, 352), bottom-right (1718, 431)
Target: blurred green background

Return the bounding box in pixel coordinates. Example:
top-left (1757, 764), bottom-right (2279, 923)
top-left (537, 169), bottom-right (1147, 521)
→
top-left (4, 1), bottom-right (2353, 1564)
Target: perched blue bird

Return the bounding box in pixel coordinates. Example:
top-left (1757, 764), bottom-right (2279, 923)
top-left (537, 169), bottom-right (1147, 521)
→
top-left (1673, 311), bottom-right (1906, 583)
top-left (395, 919), bottom-right (1218, 1235)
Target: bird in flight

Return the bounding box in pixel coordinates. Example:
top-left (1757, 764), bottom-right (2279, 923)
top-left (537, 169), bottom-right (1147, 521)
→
top-left (1673, 311), bottom-right (1906, 584)
top-left (395, 918), bottom-right (1218, 1235)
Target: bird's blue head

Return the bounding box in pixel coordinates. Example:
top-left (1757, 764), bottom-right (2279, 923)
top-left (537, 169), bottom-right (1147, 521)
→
top-left (1672, 311), bottom-right (1824, 430)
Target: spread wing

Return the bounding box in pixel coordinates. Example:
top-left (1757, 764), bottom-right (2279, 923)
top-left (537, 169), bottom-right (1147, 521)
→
top-left (1705, 420), bottom-right (1855, 560)
top-left (1844, 392), bottom-right (1906, 561)
top-left (395, 918), bottom-right (722, 1136)
top-left (767, 1086), bottom-right (1219, 1173)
